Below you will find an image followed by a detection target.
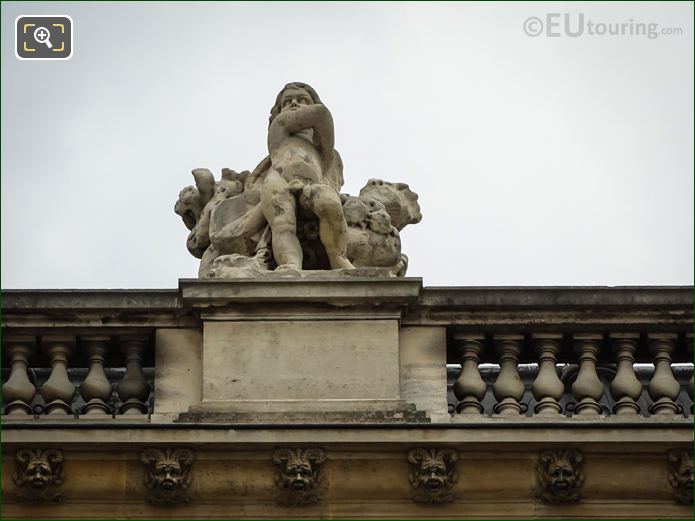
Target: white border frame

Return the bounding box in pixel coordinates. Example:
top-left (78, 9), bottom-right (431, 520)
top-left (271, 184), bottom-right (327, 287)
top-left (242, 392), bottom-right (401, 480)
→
top-left (15, 14), bottom-right (74, 61)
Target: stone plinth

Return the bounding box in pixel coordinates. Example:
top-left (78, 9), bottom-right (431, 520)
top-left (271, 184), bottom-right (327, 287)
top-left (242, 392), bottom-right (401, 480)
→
top-left (177, 277), bottom-right (428, 423)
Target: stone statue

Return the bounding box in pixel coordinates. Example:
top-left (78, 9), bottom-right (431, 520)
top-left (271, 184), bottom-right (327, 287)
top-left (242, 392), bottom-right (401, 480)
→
top-left (263, 83), bottom-right (353, 272)
top-left (175, 82), bottom-right (421, 278)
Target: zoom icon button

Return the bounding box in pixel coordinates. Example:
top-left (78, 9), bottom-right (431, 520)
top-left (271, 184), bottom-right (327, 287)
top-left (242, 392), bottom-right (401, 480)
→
top-left (16, 15), bottom-right (72, 60)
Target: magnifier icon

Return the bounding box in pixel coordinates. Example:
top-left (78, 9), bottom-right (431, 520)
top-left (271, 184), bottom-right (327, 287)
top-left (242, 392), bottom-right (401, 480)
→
top-left (33, 26), bottom-right (53, 49)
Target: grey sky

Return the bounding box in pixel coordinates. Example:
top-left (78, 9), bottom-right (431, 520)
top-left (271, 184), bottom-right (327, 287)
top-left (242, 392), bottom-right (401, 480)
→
top-left (2, 2), bottom-right (693, 288)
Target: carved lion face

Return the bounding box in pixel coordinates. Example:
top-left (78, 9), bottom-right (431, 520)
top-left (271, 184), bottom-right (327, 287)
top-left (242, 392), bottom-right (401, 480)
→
top-left (175, 186), bottom-right (202, 230)
top-left (359, 179), bottom-right (422, 231)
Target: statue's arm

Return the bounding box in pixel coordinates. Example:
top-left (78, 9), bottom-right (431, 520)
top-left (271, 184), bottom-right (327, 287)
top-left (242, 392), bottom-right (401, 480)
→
top-left (307, 104), bottom-right (335, 159)
top-left (268, 104), bottom-right (335, 161)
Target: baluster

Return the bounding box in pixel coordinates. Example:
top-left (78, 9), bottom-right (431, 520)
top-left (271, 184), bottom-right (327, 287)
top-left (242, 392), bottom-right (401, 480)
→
top-left (117, 335), bottom-right (151, 415)
top-left (609, 333), bottom-right (642, 415)
top-left (81, 335), bottom-right (113, 416)
top-left (686, 333), bottom-right (693, 410)
top-left (531, 334), bottom-right (564, 416)
top-left (453, 333), bottom-right (486, 415)
top-left (571, 335), bottom-right (603, 416)
top-left (492, 335), bottom-right (524, 415)
top-left (40, 335), bottom-right (76, 415)
top-left (647, 334), bottom-right (680, 416)
top-left (2, 335), bottom-right (37, 416)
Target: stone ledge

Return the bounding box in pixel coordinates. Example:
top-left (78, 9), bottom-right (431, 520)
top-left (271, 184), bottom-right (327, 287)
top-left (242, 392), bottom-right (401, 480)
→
top-left (2, 286), bottom-right (691, 311)
top-left (2, 424), bottom-right (691, 445)
top-left (179, 277), bottom-right (423, 307)
top-left (2, 500), bottom-right (690, 521)
top-left (177, 399), bottom-right (430, 424)
top-left (420, 286), bottom-right (694, 308)
top-left (176, 410), bottom-right (430, 424)
top-left (0, 289), bottom-right (180, 310)
top-left (181, 398), bottom-right (421, 413)
top-left (2, 286), bottom-right (691, 330)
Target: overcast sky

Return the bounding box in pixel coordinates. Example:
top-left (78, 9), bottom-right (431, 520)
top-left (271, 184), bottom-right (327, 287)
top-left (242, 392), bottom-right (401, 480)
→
top-left (2, 2), bottom-right (693, 289)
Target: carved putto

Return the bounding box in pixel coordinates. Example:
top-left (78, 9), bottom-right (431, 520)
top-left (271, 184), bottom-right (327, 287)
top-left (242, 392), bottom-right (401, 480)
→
top-left (140, 447), bottom-right (195, 506)
top-left (175, 82), bottom-right (421, 278)
top-left (668, 449), bottom-right (693, 505)
top-left (13, 448), bottom-right (65, 503)
top-left (407, 448), bottom-right (458, 504)
top-left (537, 449), bottom-right (585, 503)
top-left (272, 447), bottom-right (326, 506)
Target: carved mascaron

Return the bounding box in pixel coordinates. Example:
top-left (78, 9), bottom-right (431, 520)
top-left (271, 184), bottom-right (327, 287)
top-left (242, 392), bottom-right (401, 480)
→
top-left (407, 448), bottom-right (458, 504)
top-left (140, 448), bottom-right (195, 506)
top-left (13, 448), bottom-right (65, 503)
top-left (537, 449), bottom-right (585, 503)
top-left (272, 447), bottom-right (326, 506)
top-left (668, 449), bottom-right (693, 505)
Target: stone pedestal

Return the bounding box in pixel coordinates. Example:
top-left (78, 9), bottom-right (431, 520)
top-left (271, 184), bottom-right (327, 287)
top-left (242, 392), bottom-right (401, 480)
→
top-left (176, 277), bottom-right (429, 423)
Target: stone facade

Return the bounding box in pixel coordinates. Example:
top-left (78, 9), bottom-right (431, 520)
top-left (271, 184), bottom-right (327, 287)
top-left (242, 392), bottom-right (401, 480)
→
top-left (1, 283), bottom-right (693, 519)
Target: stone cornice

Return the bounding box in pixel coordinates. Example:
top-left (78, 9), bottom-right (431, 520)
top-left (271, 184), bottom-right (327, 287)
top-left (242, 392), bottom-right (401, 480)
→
top-left (1, 285), bottom-right (692, 331)
top-left (2, 422), bottom-right (692, 445)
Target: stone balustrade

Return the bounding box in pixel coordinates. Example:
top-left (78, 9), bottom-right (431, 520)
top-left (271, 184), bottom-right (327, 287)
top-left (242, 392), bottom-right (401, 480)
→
top-left (1, 284), bottom-right (692, 424)
top-left (448, 332), bottom-right (692, 419)
top-left (2, 333), bottom-right (153, 418)
top-left (5, 329), bottom-right (691, 422)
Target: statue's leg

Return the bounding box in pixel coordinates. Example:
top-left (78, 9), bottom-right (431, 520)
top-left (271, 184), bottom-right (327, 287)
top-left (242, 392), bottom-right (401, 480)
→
top-left (261, 171), bottom-right (302, 269)
top-left (304, 184), bottom-right (355, 270)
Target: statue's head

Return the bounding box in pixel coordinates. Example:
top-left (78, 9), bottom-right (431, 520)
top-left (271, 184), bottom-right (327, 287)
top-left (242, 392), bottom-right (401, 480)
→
top-left (270, 82), bottom-right (322, 124)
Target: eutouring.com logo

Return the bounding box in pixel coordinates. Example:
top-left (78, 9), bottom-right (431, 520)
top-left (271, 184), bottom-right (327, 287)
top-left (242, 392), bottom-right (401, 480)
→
top-left (523, 13), bottom-right (684, 39)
